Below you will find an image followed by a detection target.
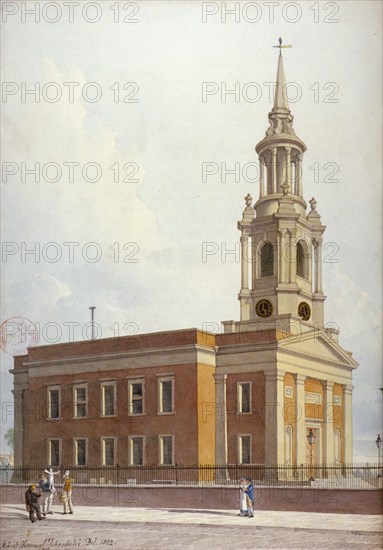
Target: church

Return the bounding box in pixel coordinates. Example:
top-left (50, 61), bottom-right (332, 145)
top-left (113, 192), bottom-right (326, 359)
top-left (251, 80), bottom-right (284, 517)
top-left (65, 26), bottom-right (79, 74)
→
top-left (12, 46), bottom-right (358, 470)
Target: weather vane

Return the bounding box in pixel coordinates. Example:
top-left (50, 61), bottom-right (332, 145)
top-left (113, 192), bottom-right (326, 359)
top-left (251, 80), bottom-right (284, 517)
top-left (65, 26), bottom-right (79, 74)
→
top-left (273, 37), bottom-right (292, 55)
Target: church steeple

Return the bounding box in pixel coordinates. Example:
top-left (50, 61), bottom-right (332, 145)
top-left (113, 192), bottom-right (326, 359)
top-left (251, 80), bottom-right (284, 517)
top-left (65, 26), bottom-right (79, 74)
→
top-left (255, 40), bottom-right (307, 218)
top-left (230, 41), bottom-right (327, 333)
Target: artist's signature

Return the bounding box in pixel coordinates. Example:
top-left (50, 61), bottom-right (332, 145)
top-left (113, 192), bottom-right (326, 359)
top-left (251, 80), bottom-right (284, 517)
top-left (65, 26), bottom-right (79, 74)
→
top-left (1, 537), bottom-right (116, 548)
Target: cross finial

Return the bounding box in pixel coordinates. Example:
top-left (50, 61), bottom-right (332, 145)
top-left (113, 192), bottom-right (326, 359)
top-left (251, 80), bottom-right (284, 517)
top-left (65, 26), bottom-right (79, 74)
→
top-left (273, 37), bottom-right (292, 55)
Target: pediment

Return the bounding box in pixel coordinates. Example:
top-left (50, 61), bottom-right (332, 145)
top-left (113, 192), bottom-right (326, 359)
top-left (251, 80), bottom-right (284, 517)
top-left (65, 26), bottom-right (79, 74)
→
top-left (277, 329), bottom-right (358, 369)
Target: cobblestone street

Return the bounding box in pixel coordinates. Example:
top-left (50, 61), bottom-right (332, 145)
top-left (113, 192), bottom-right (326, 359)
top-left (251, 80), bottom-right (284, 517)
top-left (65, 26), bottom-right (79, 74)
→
top-left (1, 505), bottom-right (382, 550)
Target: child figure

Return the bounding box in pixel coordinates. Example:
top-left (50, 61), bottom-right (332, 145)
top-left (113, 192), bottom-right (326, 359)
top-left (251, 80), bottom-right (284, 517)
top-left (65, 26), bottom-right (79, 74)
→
top-left (244, 477), bottom-right (255, 518)
top-left (239, 477), bottom-right (248, 516)
top-left (44, 466), bottom-right (60, 490)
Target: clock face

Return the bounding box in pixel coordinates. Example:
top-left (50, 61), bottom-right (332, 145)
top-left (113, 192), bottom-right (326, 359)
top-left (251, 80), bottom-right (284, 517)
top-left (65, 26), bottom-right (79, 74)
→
top-left (255, 299), bottom-right (273, 318)
top-left (298, 302), bottom-right (311, 321)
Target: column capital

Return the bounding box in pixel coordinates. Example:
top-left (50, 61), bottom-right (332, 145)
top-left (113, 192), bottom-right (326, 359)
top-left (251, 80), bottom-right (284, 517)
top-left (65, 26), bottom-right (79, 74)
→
top-left (294, 373), bottom-right (306, 385)
top-left (343, 384), bottom-right (353, 395)
top-left (264, 370), bottom-right (285, 383)
top-left (271, 147), bottom-right (277, 156)
top-left (322, 380), bottom-right (334, 391)
top-left (214, 373), bottom-right (228, 384)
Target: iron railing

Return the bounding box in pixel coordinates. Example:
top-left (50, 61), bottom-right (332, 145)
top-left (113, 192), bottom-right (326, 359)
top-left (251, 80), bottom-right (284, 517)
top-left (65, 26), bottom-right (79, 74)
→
top-left (1, 463), bottom-right (382, 489)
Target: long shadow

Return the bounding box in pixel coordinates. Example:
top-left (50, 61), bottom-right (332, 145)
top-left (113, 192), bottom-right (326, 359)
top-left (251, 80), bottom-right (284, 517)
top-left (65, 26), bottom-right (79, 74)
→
top-left (165, 509), bottom-right (236, 516)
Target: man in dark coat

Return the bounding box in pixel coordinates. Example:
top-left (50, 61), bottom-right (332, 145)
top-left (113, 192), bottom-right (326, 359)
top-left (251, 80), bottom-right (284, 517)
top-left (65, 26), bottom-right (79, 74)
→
top-left (25, 484), bottom-right (45, 523)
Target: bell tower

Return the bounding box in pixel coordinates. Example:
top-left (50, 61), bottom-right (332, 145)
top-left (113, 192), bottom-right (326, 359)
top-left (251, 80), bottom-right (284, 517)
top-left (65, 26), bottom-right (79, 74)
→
top-left (225, 39), bottom-right (326, 334)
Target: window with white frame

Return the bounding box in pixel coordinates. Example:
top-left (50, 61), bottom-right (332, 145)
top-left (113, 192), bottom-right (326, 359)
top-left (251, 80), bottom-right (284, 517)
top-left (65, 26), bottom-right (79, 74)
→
top-left (237, 382), bottom-right (251, 414)
top-left (101, 382), bottom-right (116, 416)
top-left (285, 386), bottom-right (293, 398)
top-left (74, 438), bottom-right (87, 466)
top-left (159, 435), bottom-right (174, 465)
top-left (101, 437), bottom-right (116, 466)
top-left (129, 380), bottom-right (144, 415)
top-left (47, 387), bottom-right (60, 419)
top-left (334, 395), bottom-right (342, 406)
top-left (129, 436), bottom-right (144, 466)
top-left (238, 435), bottom-right (251, 464)
top-left (73, 385), bottom-right (87, 418)
top-left (48, 439), bottom-right (61, 467)
top-left (158, 378), bottom-right (174, 414)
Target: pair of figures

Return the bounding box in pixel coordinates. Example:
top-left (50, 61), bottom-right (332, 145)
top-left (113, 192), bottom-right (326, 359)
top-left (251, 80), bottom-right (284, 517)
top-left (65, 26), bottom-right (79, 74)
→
top-left (40, 468), bottom-right (73, 515)
top-left (239, 477), bottom-right (254, 518)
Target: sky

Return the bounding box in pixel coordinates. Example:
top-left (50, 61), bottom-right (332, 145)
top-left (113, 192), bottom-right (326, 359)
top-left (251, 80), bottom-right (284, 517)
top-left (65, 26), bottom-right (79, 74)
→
top-left (0, 0), bottom-right (382, 462)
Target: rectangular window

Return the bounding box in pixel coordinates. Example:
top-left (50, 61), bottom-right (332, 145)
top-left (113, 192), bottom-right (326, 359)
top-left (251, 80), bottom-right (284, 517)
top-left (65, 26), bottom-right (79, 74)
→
top-left (101, 382), bottom-right (116, 416)
top-left (48, 439), bottom-right (61, 467)
top-left (74, 439), bottom-right (87, 466)
top-left (285, 385), bottom-right (293, 398)
top-left (47, 387), bottom-right (60, 419)
top-left (101, 437), bottom-right (116, 466)
top-left (130, 436), bottom-right (144, 466)
top-left (159, 435), bottom-right (174, 465)
top-left (159, 379), bottom-right (174, 414)
top-left (74, 385), bottom-right (87, 418)
top-left (238, 382), bottom-right (251, 414)
top-left (305, 391), bottom-right (322, 405)
top-left (238, 435), bottom-right (251, 464)
top-left (129, 381), bottom-right (144, 415)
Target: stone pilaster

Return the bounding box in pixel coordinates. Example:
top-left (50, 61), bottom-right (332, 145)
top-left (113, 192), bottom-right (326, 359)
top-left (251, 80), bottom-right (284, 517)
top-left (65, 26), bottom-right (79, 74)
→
top-left (285, 146), bottom-right (292, 192)
top-left (264, 371), bottom-right (285, 464)
top-left (214, 373), bottom-right (228, 465)
top-left (296, 154), bottom-right (303, 196)
top-left (272, 148), bottom-right (277, 194)
top-left (323, 380), bottom-right (335, 464)
top-left (259, 156), bottom-right (265, 198)
top-left (240, 235), bottom-right (249, 291)
top-left (12, 389), bottom-right (24, 467)
top-left (294, 374), bottom-right (306, 465)
top-left (343, 384), bottom-right (353, 463)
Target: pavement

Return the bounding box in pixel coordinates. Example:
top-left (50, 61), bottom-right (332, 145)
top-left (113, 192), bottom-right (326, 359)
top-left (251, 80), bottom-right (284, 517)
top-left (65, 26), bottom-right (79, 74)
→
top-left (0, 504), bottom-right (382, 550)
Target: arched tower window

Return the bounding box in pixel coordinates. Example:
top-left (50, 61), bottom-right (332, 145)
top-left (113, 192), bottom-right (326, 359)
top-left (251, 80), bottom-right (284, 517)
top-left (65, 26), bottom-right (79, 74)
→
top-left (261, 242), bottom-right (274, 277)
top-left (296, 241), bottom-right (308, 279)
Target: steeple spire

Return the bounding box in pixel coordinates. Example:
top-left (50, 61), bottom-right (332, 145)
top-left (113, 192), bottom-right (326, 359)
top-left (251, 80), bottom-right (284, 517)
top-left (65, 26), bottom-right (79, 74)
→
top-left (273, 51), bottom-right (289, 112)
top-left (272, 38), bottom-right (292, 112)
top-left (254, 40), bottom-right (307, 215)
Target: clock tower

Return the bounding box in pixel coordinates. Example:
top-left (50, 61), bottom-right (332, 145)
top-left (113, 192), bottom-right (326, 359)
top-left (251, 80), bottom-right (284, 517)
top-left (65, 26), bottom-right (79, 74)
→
top-left (217, 42), bottom-right (357, 468)
top-left (232, 47), bottom-right (326, 335)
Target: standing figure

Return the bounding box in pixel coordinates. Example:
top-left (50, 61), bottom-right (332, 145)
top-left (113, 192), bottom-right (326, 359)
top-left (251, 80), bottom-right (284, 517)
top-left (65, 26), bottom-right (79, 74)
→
top-left (39, 474), bottom-right (53, 515)
top-left (44, 466), bottom-right (60, 490)
top-left (62, 473), bottom-right (73, 515)
top-left (238, 477), bottom-right (248, 516)
top-left (244, 477), bottom-right (255, 518)
top-left (26, 484), bottom-right (45, 523)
